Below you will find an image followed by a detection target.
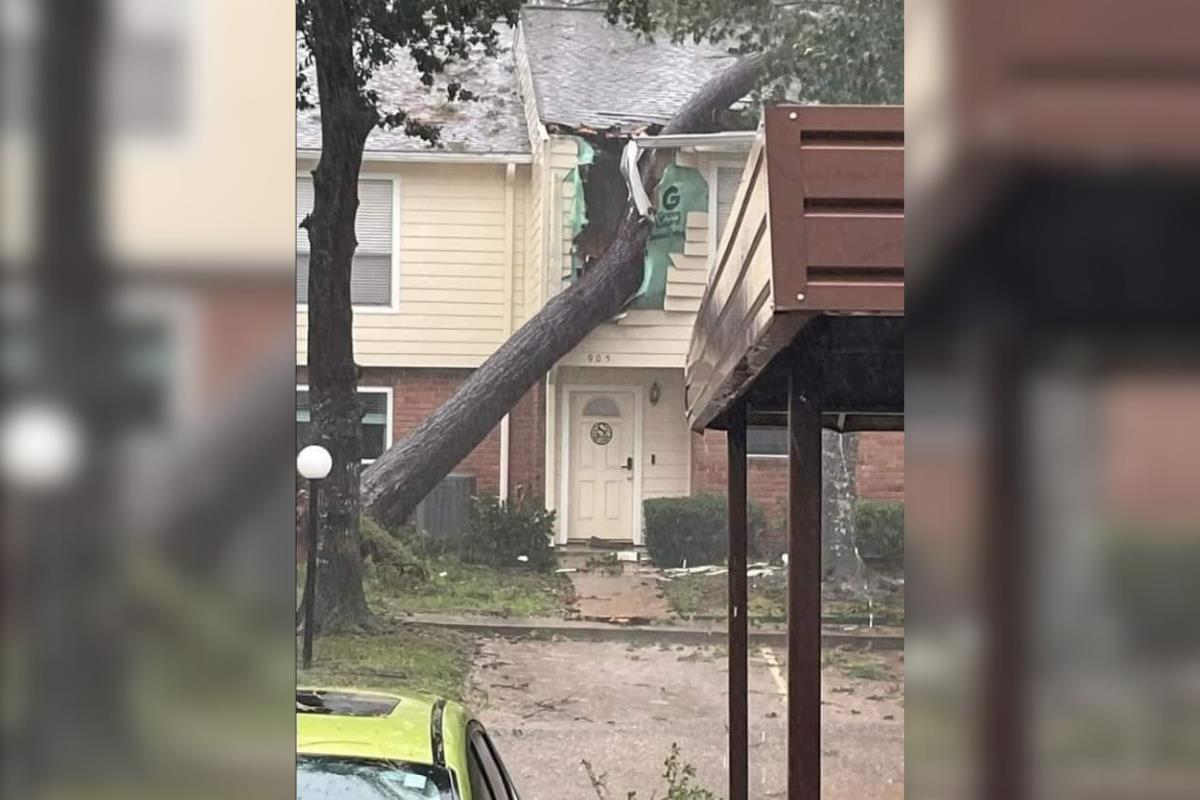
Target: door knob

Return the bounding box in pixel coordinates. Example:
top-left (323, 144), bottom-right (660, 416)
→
top-left (623, 456), bottom-right (634, 471)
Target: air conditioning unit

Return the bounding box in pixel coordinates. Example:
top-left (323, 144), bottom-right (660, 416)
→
top-left (414, 474), bottom-right (476, 537)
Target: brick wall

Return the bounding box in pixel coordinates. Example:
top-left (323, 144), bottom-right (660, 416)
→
top-left (690, 428), bottom-right (905, 522)
top-left (297, 366), bottom-right (543, 500)
top-left (507, 378), bottom-right (546, 501)
top-left (857, 432), bottom-right (905, 501)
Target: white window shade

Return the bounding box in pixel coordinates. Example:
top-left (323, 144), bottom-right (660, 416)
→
top-left (715, 166), bottom-right (741, 246)
top-left (296, 177), bottom-right (394, 306)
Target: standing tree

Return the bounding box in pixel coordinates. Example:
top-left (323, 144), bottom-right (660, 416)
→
top-left (297, 0), bottom-right (522, 631)
top-left (361, 0), bottom-right (902, 528)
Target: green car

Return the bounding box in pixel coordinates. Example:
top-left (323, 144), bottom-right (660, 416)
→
top-left (297, 687), bottom-right (521, 799)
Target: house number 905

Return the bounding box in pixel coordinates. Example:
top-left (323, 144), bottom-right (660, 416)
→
top-left (586, 353), bottom-right (612, 364)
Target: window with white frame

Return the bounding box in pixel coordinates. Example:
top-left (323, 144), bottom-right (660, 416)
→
top-left (295, 387), bottom-right (392, 462)
top-left (748, 426), bottom-right (788, 457)
top-left (296, 177), bottom-right (395, 307)
top-left (713, 165), bottom-right (743, 249)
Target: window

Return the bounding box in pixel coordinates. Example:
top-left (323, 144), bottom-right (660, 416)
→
top-left (748, 426), bottom-right (787, 457)
top-left (713, 165), bottom-right (742, 248)
top-left (295, 387), bottom-right (391, 462)
top-left (297, 755), bottom-right (455, 800)
top-left (467, 725), bottom-right (517, 800)
top-left (296, 177), bottom-right (395, 307)
top-left (582, 397), bottom-right (621, 417)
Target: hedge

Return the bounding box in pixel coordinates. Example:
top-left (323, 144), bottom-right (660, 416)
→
top-left (853, 499), bottom-right (904, 561)
top-left (643, 494), bottom-right (768, 568)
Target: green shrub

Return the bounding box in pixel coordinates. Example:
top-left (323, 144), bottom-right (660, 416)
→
top-left (360, 516), bottom-right (429, 589)
top-left (854, 500), bottom-right (904, 561)
top-left (643, 494), bottom-right (767, 568)
top-left (448, 494), bottom-right (557, 573)
top-left (360, 516), bottom-right (420, 567)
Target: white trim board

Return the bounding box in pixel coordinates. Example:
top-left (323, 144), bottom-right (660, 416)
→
top-left (557, 383), bottom-right (645, 546)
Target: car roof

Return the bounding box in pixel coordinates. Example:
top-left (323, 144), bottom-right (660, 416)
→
top-left (297, 687), bottom-right (470, 767)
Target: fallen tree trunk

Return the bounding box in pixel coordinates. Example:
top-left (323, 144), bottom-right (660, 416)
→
top-left (362, 54), bottom-right (766, 528)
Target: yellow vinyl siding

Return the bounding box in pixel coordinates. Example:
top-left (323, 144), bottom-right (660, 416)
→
top-left (297, 162), bottom-right (528, 368)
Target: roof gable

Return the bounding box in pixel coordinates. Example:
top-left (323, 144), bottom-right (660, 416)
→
top-left (518, 6), bottom-right (736, 132)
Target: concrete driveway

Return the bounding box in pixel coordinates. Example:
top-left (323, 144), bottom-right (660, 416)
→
top-left (469, 637), bottom-right (903, 799)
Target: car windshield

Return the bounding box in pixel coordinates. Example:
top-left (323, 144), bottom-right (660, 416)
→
top-left (297, 755), bottom-right (456, 800)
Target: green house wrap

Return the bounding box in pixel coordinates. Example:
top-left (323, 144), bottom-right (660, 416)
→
top-left (565, 148), bottom-right (707, 308)
top-left (566, 138), bottom-right (595, 280)
top-left (629, 161), bottom-right (708, 310)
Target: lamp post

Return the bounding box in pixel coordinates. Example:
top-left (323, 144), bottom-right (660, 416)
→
top-left (296, 444), bottom-right (332, 670)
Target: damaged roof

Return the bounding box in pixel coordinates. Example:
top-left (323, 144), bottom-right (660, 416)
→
top-left (519, 5), bottom-right (736, 132)
top-left (297, 26), bottom-right (529, 156)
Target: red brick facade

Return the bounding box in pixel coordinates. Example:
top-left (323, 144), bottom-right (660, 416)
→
top-left (690, 429), bottom-right (905, 526)
top-left (857, 432), bottom-right (905, 501)
top-left (298, 365), bottom-right (899, 518)
top-left (298, 366), bottom-right (544, 500)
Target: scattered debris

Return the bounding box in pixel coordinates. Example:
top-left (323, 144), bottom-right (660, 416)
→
top-left (522, 696), bottom-right (576, 720)
top-left (555, 567), bottom-right (579, 574)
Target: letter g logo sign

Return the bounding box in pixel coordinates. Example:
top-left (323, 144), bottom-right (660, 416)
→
top-left (662, 185), bottom-right (681, 211)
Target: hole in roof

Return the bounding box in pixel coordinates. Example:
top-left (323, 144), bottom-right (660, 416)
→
top-left (582, 397), bottom-right (621, 417)
top-left (296, 690), bottom-right (400, 717)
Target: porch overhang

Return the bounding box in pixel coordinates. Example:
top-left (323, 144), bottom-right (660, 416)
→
top-left (685, 105), bottom-right (905, 434)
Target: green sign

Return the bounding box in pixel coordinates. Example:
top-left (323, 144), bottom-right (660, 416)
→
top-left (629, 161), bottom-right (708, 310)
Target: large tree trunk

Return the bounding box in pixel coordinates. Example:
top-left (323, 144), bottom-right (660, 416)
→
top-left (822, 431), bottom-right (863, 587)
top-left (363, 54), bottom-right (766, 528)
top-left (304, 0), bottom-right (376, 631)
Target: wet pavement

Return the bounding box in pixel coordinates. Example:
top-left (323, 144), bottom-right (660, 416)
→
top-left (469, 637), bottom-right (904, 799)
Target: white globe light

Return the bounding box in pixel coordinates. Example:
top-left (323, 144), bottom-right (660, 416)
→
top-left (296, 444), bottom-right (333, 480)
top-left (0, 401), bottom-right (85, 491)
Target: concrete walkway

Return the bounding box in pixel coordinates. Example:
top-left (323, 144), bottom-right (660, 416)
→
top-left (568, 569), bottom-right (669, 623)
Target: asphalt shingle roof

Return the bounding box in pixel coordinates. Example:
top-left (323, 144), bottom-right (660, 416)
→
top-left (297, 26), bottom-right (530, 155)
top-left (519, 6), bottom-right (736, 131)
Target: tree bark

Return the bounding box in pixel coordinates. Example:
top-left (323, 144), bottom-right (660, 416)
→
top-left (822, 430), bottom-right (863, 587)
top-left (304, 0), bottom-right (377, 631)
top-left (363, 54), bottom-right (766, 528)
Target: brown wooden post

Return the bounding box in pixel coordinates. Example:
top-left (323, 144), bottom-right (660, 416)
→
top-left (726, 404), bottom-right (749, 800)
top-left (982, 333), bottom-right (1029, 800)
top-left (788, 370), bottom-right (821, 799)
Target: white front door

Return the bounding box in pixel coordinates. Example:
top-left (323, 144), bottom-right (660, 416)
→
top-left (569, 391), bottom-right (635, 541)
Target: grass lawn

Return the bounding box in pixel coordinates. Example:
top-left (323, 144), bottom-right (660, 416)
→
top-left (822, 646), bottom-right (899, 682)
top-left (298, 625), bottom-right (475, 701)
top-left (666, 572), bottom-right (789, 620)
top-left (664, 572), bottom-right (904, 624)
top-left (367, 560), bottom-right (575, 619)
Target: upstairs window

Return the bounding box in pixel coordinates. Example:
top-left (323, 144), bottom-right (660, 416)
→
top-left (296, 177), bottom-right (395, 308)
top-left (748, 426), bottom-right (788, 458)
top-left (713, 165), bottom-right (742, 250)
